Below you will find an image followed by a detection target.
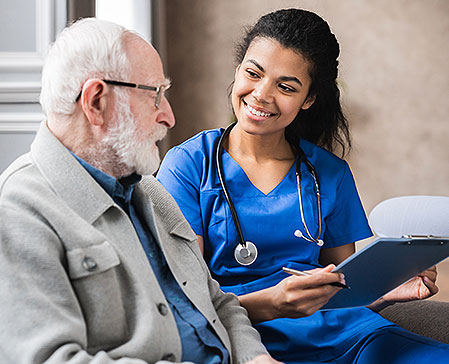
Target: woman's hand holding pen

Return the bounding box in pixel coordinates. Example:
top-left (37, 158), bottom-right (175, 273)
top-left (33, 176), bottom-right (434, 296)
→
top-left (269, 264), bottom-right (345, 319)
top-left (239, 264), bottom-right (344, 323)
top-left (368, 266), bottom-right (439, 312)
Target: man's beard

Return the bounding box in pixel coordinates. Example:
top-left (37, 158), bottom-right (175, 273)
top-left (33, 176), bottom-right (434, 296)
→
top-left (101, 89), bottom-right (167, 177)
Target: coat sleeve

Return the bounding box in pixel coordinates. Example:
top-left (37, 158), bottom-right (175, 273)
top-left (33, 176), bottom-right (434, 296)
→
top-left (207, 271), bottom-right (269, 364)
top-left (0, 207), bottom-right (193, 364)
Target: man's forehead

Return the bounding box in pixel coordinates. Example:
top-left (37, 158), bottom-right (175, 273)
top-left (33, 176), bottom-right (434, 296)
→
top-left (124, 33), bottom-right (165, 82)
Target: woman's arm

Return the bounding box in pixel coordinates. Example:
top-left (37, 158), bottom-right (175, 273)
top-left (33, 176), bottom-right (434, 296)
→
top-left (318, 243), bottom-right (355, 266)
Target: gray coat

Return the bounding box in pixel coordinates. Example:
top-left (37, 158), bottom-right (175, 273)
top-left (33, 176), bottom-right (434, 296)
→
top-left (0, 123), bottom-right (267, 364)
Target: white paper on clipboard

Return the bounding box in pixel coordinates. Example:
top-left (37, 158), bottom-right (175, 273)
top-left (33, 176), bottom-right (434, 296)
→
top-left (321, 237), bottom-right (449, 310)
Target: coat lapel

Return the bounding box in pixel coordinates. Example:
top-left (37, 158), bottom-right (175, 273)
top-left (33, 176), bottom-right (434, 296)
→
top-left (31, 122), bottom-right (115, 224)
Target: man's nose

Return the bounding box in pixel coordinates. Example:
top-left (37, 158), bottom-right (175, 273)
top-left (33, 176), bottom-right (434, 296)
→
top-left (157, 96), bottom-right (176, 128)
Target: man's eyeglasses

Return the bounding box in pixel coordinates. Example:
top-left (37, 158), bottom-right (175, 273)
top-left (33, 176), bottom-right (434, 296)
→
top-left (75, 78), bottom-right (171, 109)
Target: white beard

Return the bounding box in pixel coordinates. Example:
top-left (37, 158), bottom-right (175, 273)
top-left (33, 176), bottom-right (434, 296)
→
top-left (102, 89), bottom-right (167, 176)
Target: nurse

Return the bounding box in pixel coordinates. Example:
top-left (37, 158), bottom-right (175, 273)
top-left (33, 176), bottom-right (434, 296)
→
top-left (157, 8), bottom-right (449, 363)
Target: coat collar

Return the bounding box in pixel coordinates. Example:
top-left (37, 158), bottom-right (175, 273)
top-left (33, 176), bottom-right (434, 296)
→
top-left (30, 122), bottom-right (116, 224)
top-left (31, 122), bottom-right (196, 243)
top-left (139, 175), bottom-right (197, 243)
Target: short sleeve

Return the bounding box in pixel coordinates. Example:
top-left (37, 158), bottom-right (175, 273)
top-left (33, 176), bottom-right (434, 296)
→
top-left (323, 162), bottom-right (373, 247)
top-left (157, 147), bottom-right (204, 236)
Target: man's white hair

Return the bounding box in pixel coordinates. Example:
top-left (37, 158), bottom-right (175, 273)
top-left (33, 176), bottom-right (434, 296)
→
top-left (40, 18), bottom-right (130, 116)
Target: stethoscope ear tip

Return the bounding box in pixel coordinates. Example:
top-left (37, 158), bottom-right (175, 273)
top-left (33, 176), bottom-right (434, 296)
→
top-left (294, 229), bottom-right (303, 238)
top-left (294, 229), bottom-right (324, 246)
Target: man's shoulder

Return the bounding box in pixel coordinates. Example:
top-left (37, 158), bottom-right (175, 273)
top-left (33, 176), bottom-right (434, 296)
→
top-left (0, 153), bottom-right (40, 204)
top-left (0, 152), bottom-right (32, 183)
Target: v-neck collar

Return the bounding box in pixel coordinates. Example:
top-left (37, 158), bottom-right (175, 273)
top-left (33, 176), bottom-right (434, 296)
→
top-left (222, 149), bottom-right (297, 197)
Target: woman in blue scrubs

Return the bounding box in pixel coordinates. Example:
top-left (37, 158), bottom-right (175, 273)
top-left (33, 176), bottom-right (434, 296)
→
top-left (157, 8), bottom-right (449, 363)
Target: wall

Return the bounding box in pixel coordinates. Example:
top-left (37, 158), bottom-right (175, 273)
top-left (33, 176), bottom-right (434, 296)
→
top-left (0, 0), bottom-right (66, 173)
top-left (163, 0), bottom-right (449, 300)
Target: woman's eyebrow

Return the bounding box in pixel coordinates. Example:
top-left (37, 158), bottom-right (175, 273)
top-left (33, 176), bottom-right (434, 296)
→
top-left (247, 59), bottom-right (265, 72)
top-left (246, 59), bottom-right (302, 87)
top-left (279, 75), bottom-right (302, 87)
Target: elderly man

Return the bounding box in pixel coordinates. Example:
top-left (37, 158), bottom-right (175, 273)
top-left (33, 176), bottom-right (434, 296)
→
top-left (0, 18), bottom-right (280, 364)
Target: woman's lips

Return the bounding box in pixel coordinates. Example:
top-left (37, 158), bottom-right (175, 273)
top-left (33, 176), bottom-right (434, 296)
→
top-left (243, 100), bottom-right (276, 120)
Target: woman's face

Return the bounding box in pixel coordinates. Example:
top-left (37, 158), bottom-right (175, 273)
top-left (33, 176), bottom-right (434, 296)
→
top-left (232, 37), bottom-right (315, 137)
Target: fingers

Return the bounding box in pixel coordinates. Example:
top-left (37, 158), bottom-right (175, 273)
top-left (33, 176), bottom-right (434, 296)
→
top-left (322, 264), bottom-right (337, 272)
top-left (419, 266), bottom-right (437, 283)
top-left (298, 266), bottom-right (344, 289)
top-left (281, 287), bottom-right (334, 317)
top-left (423, 275), bottom-right (439, 297)
top-left (277, 265), bottom-right (345, 317)
top-left (281, 272), bottom-right (342, 316)
top-left (307, 264), bottom-right (336, 274)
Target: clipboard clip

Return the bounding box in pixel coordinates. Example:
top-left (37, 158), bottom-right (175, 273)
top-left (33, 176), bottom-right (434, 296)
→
top-left (401, 235), bottom-right (449, 246)
top-left (402, 235), bottom-right (449, 239)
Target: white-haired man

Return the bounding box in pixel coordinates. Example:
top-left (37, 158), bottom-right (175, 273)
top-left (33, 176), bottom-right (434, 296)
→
top-left (0, 18), bottom-right (281, 364)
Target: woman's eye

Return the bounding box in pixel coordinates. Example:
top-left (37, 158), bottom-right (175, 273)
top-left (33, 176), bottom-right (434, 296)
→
top-left (245, 69), bottom-right (259, 78)
top-left (279, 84), bottom-right (296, 93)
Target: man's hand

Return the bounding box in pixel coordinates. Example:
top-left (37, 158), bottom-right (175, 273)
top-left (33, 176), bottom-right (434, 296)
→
top-left (244, 354), bottom-right (284, 363)
top-left (369, 266), bottom-right (438, 312)
top-left (382, 266), bottom-right (438, 302)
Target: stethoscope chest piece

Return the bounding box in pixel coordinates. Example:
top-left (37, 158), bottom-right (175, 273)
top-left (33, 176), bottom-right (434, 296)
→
top-left (234, 241), bottom-right (258, 265)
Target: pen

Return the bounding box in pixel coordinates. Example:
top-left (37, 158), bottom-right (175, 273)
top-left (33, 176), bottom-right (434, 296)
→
top-left (282, 267), bottom-right (350, 289)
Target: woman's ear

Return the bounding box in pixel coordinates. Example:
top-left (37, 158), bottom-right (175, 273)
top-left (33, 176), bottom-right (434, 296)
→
top-left (301, 94), bottom-right (316, 110)
top-left (79, 79), bottom-right (110, 126)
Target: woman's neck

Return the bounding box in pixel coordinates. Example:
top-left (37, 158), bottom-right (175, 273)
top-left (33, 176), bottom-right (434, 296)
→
top-left (226, 123), bottom-right (294, 163)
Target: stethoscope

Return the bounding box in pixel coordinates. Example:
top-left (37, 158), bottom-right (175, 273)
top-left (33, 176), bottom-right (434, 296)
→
top-left (216, 122), bottom-right (324, 266)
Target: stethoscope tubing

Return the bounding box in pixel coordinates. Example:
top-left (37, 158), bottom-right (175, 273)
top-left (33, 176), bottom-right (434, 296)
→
top-left (215, 122), bottom-right (323, 265)
top-left (216, 122), bottom-right (247, 248)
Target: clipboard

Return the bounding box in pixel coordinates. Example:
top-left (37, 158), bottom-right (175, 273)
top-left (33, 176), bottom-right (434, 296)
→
top-left (321, 236), bottom-right (449, 310)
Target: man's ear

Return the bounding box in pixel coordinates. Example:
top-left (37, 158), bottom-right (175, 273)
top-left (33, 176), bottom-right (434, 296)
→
top-left (301, 94), bottom-right (316, 110)
top-left (79, 79), bottom-right (110, 126)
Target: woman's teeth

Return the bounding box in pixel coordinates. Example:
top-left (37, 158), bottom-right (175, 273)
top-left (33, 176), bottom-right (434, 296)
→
top-left (246, 104), bottom-right (272, 117)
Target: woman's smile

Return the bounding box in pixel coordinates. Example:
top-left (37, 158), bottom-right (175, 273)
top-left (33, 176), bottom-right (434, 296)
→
top-left (243, 100), bottom-right (277, 120)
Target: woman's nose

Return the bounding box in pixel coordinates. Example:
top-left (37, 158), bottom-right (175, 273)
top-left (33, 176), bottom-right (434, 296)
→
top-left (252, 80), bottom-right (274, 103)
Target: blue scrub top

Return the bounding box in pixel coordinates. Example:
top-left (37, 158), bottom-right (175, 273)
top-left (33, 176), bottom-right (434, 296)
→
top-left (157, 128), bottom-right (396, 363)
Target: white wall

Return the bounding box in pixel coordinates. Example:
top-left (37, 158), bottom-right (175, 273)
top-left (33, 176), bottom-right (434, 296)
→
top-left (96, 0), bottom-right (152, 42)
top-left (0, 0), bottom-right (66, 172)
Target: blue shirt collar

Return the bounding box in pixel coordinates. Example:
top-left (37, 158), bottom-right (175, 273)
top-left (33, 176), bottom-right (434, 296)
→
top-left (70, 151), bottom-right (141, 204)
